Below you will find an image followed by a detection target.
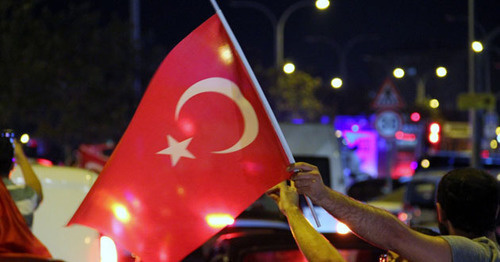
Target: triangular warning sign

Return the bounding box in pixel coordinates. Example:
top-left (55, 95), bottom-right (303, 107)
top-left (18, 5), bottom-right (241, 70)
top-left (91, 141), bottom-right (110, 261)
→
top-left (372, 78), bottom-right (405, 109)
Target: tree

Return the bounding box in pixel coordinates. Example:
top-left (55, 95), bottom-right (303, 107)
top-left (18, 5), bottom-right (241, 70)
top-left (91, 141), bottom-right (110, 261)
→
top-left (258, 67), bottom-right (325, 122)
top-left (0, 0), bottom-right (136, 162)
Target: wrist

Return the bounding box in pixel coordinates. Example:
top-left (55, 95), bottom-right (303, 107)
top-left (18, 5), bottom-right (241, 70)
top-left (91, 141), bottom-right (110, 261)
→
top-left (282, 205), bottom-right (301, 217)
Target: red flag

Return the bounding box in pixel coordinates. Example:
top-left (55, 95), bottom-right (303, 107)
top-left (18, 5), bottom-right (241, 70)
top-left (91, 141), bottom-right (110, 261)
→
top-left (69, 14), bottom-right (291, 261)
top-left (0, 181), bottom-right (52, 259)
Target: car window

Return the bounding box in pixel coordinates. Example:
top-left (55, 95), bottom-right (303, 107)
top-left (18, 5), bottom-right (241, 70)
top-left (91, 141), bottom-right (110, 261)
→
top-left (414, 184), bottom-right (435, 201)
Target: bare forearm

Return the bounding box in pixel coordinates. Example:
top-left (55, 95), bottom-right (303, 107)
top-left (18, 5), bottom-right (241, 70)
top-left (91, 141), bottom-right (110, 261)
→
top-left (314, 186), bottom-right (408, 251)
top-left (285, 206), bottom-right (345, 262)
top-left (15, 150), bottom-right (43, 200)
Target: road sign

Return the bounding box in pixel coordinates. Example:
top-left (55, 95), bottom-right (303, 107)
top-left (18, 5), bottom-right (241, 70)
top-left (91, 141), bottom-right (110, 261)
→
top-left (457, 92), bottom-right (496, 111)
top-left (375, 110), bottom-right (402, 138)
top-left (372, 78), bottom-right (405, 109)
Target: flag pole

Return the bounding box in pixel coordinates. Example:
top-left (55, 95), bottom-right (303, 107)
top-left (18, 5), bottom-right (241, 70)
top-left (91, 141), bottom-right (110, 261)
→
top-left (209, 0), bottom-right (320, 227)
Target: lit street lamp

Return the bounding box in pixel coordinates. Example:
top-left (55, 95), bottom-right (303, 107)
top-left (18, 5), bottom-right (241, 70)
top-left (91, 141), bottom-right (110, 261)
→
top-left (472, 41), bottom-right (484, 53)
top-left (393, 68), bottom-right (405, 79)
top-left (231, 0), bottom-right (330, 69)
top-left (283, 62), bottom-right (296, 74)
top-left (331, 77), bottom-right (342, 89)
top-left (393, 66), bottom-right (447, 106)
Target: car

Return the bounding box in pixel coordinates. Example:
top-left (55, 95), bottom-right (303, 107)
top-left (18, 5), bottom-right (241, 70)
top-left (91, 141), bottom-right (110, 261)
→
top-left (11, 163), bottom-right (101, 262)
top-left (183, 218), bottom-right (384, 262)
top-left (399, 152), bottom-right (500, 228)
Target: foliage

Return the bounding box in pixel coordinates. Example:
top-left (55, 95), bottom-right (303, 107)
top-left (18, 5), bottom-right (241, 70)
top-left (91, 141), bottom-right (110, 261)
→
top-left (0, 0), bottom-right (136, 156)
top-left (258, 68), bottom-right (325, 122)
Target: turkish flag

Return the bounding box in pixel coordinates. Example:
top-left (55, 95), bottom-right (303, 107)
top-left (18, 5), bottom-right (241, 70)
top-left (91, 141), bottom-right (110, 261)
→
top-left (68, 14), bottom-right (291, 261)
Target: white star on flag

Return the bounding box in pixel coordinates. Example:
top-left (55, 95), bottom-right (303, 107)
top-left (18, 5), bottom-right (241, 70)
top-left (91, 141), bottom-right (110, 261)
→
top-left (157, 135), bottom-right (195, 166)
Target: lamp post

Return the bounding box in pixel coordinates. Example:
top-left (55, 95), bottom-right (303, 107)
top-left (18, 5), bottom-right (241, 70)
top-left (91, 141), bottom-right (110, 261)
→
top-left (392, 66), bottom-right (447, 107)
top-left (306, 34), bottom-right (379, 89)
top-left (130, 0), bottom-right (142, 102)
top-left (231, 0), bottom-right (330, 69)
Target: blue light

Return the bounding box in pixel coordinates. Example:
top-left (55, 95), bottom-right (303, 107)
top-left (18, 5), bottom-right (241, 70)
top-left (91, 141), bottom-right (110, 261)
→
top-left (291, 118), bottom-right (305, 125)
top-left (320, 115), bottom-right (330, 124)
top-left (351, 125), bottom-right (359, 132)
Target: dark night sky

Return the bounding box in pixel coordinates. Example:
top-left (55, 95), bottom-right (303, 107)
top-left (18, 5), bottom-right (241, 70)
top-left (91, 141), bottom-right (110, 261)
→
top-left (101, 0), bottom-right (500, 116)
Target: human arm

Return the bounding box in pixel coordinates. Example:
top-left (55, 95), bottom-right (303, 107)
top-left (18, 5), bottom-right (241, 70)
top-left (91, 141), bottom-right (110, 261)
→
top-left (289, 162), bottom-right (452, 262)
top-left (268, 182), bottom-right (345, 262)
top-left (13, 140), bottom-right (43, 202)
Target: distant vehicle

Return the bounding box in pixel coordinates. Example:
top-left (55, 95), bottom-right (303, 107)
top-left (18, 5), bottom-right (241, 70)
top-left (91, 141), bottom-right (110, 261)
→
top-left (76, 142), bottom-right (115, 173)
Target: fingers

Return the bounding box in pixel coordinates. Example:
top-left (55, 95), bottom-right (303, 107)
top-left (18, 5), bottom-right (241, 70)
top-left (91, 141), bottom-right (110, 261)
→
top-left (286, 162), bottom-right (317, 173)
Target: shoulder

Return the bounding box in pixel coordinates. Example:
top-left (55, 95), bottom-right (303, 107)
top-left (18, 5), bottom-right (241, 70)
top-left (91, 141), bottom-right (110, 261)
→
top-left (441, 236), bottom-right (500, 262)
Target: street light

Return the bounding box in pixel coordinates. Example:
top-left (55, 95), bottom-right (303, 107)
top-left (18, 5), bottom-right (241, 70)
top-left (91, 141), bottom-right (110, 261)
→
top-left (393, 68), bottom-right (405, 78)
top-left (393, 66), bottom-right (448, 106)
top-left (283, 62), bottom-right (296, 74)
top-left (435, 67), bottom-right (447, 77)
top-left (429, 99), bottom-right (440, 109)
top-left (231, 0), bottom-right (330, 68)
top-left (472, 41), bottom-right (484, 53)
top-left (331, 77), bottom-right (342, 89)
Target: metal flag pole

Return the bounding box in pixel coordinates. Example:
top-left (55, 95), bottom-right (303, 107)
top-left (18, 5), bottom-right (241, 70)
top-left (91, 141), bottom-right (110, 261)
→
top-left (209, 0), bottom-right (320, 227)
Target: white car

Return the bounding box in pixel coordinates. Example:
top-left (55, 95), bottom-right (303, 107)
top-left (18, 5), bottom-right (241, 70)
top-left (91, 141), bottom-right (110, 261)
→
top-left (10, 163), bottom-right (117, 262)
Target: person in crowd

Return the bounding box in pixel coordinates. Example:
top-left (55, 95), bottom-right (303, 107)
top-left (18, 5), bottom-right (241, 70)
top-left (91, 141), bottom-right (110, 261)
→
top-left (272, 162), bottom-right (499, 262)
top-left (0, 132), bottom-right (43, 229)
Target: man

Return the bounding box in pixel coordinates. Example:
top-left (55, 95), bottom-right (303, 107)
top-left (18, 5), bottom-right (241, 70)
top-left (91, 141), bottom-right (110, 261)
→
top-left (0, 134), bottom-right (43, 229)
top-left (275, 162), bottom-right (499, 262)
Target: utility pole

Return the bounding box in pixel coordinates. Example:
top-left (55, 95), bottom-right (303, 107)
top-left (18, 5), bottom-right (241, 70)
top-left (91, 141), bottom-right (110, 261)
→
top-left (130, 0), bottom-right (142, 102)
top-left (468, 0), bottom-right (481, 168)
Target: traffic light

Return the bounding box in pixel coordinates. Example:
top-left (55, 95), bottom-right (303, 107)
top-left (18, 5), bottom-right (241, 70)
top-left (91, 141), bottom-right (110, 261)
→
top-left (428, 122), bottom-right (441, 144)
top-left (410, 112), bottom-right (421, 122)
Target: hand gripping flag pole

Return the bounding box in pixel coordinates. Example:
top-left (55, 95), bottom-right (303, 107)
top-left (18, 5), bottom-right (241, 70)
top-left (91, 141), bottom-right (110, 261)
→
top-left (210, 0), bottom-right (320, 227)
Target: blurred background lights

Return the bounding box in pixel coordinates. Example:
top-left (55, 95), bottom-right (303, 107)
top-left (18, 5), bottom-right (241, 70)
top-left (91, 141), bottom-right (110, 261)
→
top-left (420, 159), bottom-right (430, 168)
top-left (100, 236), bottom-right (118, 262)
top-left (206, 213), bottom-right (235, 228)
top-left (315, 0), bottom-right (330, 9)
top-left (429, 99), bottom-right (439, 108)
top-left (393, 68), bottom-right (405, 78)
top-left (283, 62), bottom-right (295, 74)
top-left (19, 133), bottom-right (30, 144)
top-left (410, 112), bottom-right (421, 122)
top-left (435, 66), bottom-right (447, 77)
top-left (336, 222), bottom-right (351, 234)
top-left (429, 123), bottom-right (440, 133)
top-left (490, 139), bottom-right (498, 150)
top-left (472, 41), bottom-right (484, 53)
top-left (331, 77), bottom-right (343, 89)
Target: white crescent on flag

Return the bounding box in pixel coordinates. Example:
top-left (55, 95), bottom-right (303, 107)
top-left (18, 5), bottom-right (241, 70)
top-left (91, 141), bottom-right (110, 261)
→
top-left (175, 77), bottom-right (259, 154)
